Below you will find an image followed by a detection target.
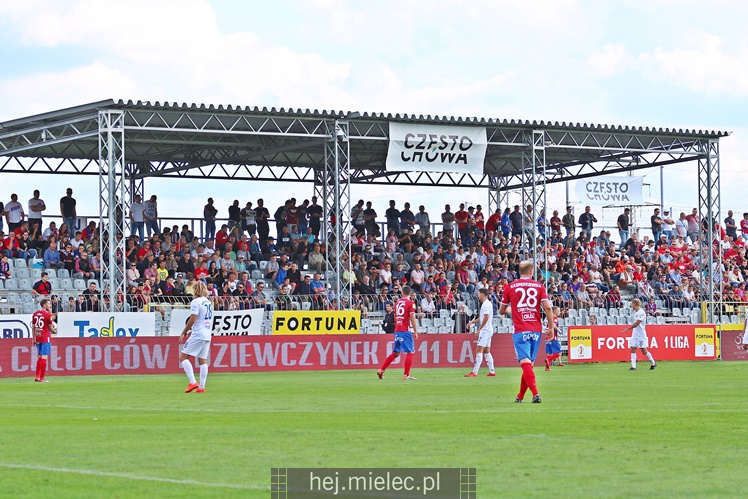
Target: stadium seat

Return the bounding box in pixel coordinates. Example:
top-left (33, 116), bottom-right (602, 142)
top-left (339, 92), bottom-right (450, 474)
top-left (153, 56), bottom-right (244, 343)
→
top-left (251, 269), bottom-right (263, 280)
top-left (5, 279), bottom-right (20, 291)
top-left (59, 278), bottom-right (74, 291)
top-left (15, 268), bottom-right (30, 279)
top-left (32, 268), bottom-right (44, 280)
top-left (14, 259), bottom-right (27, 269)
top-left (22, 302), bottom-right (37, 314)
top-left (598, 308), bottom-right (608, 317)
top-left (259, 260), bottom-right (268, 270)
top-left (58, 269), bottom-right (70, 279)
top-left (672, 308), bottom-right (682, 317)
top-left (19, 278), bottom-right (32, 290)
top-left (656, 316), bottom-right (666, 325)
top-left (74, 279), bottom-right (86, 291)
top-left (568, 309), bottom-right (579, 319)
top-left (609, 308), bottom-right (619, 317)
top-left (45, 268), bottom-right (57, 279)
top-left (731, 315), bottom-right (739, 324)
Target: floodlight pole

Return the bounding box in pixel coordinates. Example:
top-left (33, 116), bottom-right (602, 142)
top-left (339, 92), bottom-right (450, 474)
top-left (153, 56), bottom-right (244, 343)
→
top-left (98, 110), bottom-right (127, 312)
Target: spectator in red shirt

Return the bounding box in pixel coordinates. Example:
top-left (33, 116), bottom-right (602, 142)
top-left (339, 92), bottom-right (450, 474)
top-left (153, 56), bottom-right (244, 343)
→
top-left (32, 272), bottom-right (53, 296)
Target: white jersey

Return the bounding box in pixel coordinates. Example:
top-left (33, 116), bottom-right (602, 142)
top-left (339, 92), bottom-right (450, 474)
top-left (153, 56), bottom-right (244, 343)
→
top-left (743, 319), bottom-right (748, 346)
top-left (631, 309), bottom-right (647, 339)
top-left (478, 300), bottom-right (494, 335)
top-left (189, 296), bottom-right (214, 341)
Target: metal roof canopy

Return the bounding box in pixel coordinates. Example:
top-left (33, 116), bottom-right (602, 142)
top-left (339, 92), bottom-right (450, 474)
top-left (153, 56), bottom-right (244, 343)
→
top-left (0, 99), bottom-right (727, 324)
top-left (0, 98), bottom-right (728, 187)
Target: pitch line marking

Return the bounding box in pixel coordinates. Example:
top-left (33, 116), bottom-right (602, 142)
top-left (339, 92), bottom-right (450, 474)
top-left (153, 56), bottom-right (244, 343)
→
top-left (0, 463), bottom-right (264, 490)
top-left (2, 403), bottom-right (748, 414)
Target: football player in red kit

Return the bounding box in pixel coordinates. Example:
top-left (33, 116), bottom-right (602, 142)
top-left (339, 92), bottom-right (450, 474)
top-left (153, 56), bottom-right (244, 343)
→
top-left (377, 286), bottom-right (419, 380)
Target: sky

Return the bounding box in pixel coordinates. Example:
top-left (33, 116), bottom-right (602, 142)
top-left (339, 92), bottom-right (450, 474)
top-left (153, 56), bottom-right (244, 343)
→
top-left (0, 0), bottom-right (747, 233)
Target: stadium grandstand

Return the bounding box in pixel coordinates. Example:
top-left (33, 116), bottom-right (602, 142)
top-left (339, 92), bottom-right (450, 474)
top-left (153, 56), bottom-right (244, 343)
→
top-left (0, 100), bottom-right (736, 345)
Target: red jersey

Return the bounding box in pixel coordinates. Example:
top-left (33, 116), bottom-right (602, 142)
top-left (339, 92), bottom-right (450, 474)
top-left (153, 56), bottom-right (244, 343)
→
top-left (394, 297), bottom-right (415, 332)
top-left (31, 309), bottom-right (54, 343)
top-left (501, 278), bottom-right (549, 333)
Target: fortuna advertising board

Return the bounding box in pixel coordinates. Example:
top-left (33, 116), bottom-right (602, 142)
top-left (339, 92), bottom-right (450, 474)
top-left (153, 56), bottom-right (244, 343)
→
top-left (567, 324), bottom-right (717, 362)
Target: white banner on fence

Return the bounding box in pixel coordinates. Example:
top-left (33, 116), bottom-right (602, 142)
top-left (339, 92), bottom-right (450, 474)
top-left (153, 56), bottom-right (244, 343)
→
top-left (386, 123), bottom-right (487, 174)
top-left (57, 312), bottom-right (157, 338)
top-left (0, 315), bottom-right (34, 338)
top-left (575, 176), bottom-right (644, 205)
top-left (169, 308), bottom-right (264, 336)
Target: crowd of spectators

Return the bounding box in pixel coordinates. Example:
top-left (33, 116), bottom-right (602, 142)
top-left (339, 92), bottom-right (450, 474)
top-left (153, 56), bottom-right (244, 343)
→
top-left (2, 188), bottom-right (747, 320)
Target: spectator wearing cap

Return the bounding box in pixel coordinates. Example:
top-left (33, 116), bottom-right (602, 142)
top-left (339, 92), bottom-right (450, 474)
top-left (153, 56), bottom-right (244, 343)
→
top-left (173, 273), bottom-right (186, 297)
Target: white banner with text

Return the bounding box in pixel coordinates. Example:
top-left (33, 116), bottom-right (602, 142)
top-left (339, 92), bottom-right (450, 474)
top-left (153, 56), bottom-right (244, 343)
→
top-left (169, 308), bottom-right (264, 336)
top-left (575, 176), bottom-right (644, 205)
top-left (386, 123), bottom-right (487, 174)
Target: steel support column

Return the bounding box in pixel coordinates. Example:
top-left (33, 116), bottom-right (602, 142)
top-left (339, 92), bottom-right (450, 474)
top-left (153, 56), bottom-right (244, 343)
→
top-left (698, 139), bottom-right (721, 325)
top-left (98, 111), bottom-right (127, 312)
top-left (487, 175), bottom-right (509, 221)
top-left (520, 131), bottom-right (547, 279)
top-left (323, 120), bottom-right (351, 309)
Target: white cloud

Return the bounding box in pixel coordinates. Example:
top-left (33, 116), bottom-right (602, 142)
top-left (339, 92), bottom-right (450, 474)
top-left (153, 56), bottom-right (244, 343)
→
top-left (638, 31), bottom-right (748, 96)
top-left (587, 43), bottom-right (633, 77)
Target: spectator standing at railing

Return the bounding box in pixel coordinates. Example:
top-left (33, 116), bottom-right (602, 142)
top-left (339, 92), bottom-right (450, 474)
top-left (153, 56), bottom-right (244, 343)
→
top-left (203, 198), bottom-right (218, 242)
top-left (400, 202), bottom-right (416, 235)
top-left (561, 206), bottom-right (575, 239)
top-left (59, 188), bottom-right (77, 234)
top-left (239, 201), bottom-right (256, 237)
top-left (414, 205), bottom-right (430, 235)
top-left (724, 210), bottom-right (738, 240)
top-left (5, 193), bottom-right (25, 232)
top-left (224, 199), bottom-right (240, 232)
top-left (305, 197), bottom-right (321, 239)
top-left (441, 204), bottom-right (455, 237)
top-left (685, 208), bottom-right (700, 243)
top-left (509, 205), bottom-right (522, 238)
top-left (130, 194), bottom-right (145, 244)
top-left (578, 206), bottom-right (597, 240)
top-left (27, 190), bottom-right (46, 234)
top-left (143, 195), bottom-right (159, 236)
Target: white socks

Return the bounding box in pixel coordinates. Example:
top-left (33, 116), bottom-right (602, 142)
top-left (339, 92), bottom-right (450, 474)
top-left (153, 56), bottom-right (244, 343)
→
top-left (645, 352), bottom-right (655, 366)
top-left (182, 359), bottom-right (196, 384)
top-left (199, 364), bottom-right (209, 388)
top-left (485, 353), bottom-right (495, 373)
top-left (472, 352), bottom-right (484, 374)
top-left (630, 353), bottom-right (637, 369)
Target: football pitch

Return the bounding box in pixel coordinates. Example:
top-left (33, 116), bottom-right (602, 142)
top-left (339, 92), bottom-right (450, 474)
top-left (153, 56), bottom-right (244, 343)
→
top-left (1, 361), bottom-right (747, 498)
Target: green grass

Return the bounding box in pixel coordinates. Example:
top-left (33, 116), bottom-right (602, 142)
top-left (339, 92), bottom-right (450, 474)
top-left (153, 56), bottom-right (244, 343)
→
top-left (1, 362), bottom-right (748, 498)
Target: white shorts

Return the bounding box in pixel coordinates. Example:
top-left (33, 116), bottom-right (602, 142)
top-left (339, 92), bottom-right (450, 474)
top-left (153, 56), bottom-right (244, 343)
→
top-left (628, 336), bottom-right (647, 349)
top-left (182, 337), bottom-right (211, 359)
top-left (477, 331), bottom-right (494, 348)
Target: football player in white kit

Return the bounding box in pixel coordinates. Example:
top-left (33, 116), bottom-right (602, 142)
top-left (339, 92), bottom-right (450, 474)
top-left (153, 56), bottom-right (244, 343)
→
top-left (179, 281), bottom-right (214, 393)
top-left (621, 298), bottom-right (657, 371)
top-left (464, 288), bottom-right (496, 377)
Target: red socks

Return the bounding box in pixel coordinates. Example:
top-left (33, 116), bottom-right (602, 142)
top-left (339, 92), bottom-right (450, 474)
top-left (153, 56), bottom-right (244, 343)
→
top-left (547, 353), bottom-right (561, 363)
top-left (521, 362), bottom-right (538, 396)
top-left (380, 353), bottom-right (398, 372)
top-left (518, 377), bottom-right (528, 400)
top-left (403, 353), bottom-right (414, 376)
top-left (35, 358), bottom-right (47, 381)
